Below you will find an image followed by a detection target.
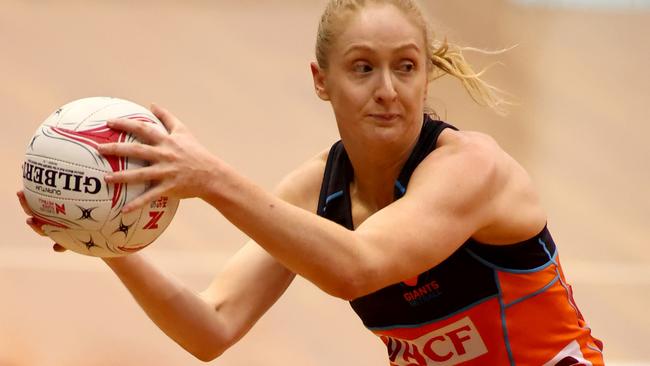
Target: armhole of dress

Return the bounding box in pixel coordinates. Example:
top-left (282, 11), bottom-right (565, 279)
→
top-left (316, 141), bottom-right (341, 216)
top-left (423, 118), bottom-right (458, 155)
top-left (463, 227), bottom-right (558, 273)
top-left (394, 119), bottom-right (457, 194)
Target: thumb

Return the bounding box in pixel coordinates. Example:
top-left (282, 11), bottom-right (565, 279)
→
top-left (53, 243), bottom-right (67, 252)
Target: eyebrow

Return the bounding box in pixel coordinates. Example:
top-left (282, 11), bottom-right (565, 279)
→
top-left (343, 42), bottom-right (421, 56)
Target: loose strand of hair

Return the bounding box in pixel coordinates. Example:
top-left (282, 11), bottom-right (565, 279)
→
top-left (429, 38), bottom-right (514, 115)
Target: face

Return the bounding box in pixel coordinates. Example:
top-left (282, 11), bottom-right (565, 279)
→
top-left (312, 4), bottom-right (429, 148)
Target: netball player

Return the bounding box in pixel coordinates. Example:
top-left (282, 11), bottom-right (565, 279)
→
top-left (19, 0), bottom-right (604, 364)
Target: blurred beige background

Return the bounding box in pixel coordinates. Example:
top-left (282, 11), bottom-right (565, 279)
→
top-left (1, 0), bottom-right (648, 365)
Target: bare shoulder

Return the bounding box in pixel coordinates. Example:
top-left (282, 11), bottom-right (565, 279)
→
top-left (414, 129), bottom-right (503, 187)
top-left (438, 129), bottom-right (501, 158)
top-left (422, 128), bottom-right (547, 244)
top-left (433, 129), bottom-right (521, 178)
top-left (273, 148), bottom-right (329, 212)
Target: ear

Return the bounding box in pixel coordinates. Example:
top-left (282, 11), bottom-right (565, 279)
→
top-left (310, 62), bottom-right (330, 101)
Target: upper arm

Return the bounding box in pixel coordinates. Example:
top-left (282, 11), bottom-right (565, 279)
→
top-left (352, 133), bottom-right (503, 295)
top-left (199, 150), bottom-right (328, 342)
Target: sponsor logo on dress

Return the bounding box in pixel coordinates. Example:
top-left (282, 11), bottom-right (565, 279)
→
top-left (381, 317), bottom-right (487, 366)
top-left (401, 275), bottom-right (442, 307)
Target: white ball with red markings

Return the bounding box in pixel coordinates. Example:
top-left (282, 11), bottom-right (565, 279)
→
top-left (21, 97), bottom-right (179, 257)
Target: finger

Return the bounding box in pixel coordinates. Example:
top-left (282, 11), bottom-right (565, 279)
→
top-left (104, 165), bottom-right (165, 185)
top-left (122, 183), bottom-right (171, 213)
top-left (97, 142), bottom-right (159, 162)
top-left (17, 191), bottom-right (34, 216)
top-left (150, 103), bottom-right (182, 133)
top-left (53, 243), bottom-right (67, 252)
top-left (106, 118), bottom-right (166, 145)
top-left (26, 217), bottom-right (46, 236)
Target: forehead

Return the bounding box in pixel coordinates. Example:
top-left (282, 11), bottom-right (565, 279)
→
top-left (335, 4), bottom-right (425, 55)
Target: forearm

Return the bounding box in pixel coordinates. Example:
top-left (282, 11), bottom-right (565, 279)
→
top-left (103, 254), bottom-right (234, 361)
top-left (200, 162), bottom-right (366, 299)
top-left (98, 114), bottom-right (370, 298)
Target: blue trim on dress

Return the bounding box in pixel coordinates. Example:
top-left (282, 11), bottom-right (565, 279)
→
top-left (367, 294), bottom-right (498, 331)
top-left (322, 190), bottom-right (344, 212)
top-left (555, 268), bottom-right (581, 317)
top-left (395, 180), bottom-right (406, 195)
top-left (495, 270), bottom-right (516, 366)
top-left (539, 238), bottom-right (583, 324)
top-left (538, 238), bottom-right (557, 265)
top-left (325, 190), bottom-right (344, 205)
top-left (464, 247), bottom-right (557, 274)
top-left (504, 274), bottom-right (560, 308)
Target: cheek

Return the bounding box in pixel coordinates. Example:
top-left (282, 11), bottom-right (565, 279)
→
top-left (330, 83), bottom-right (369, 110)
top-left (415, 74), bottom-right (430, 101)
top-left (401, 79), bottom-right (428, 107)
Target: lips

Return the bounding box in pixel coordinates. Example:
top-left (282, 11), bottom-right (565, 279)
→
top-left (369, 113), bottom-right (400, 121)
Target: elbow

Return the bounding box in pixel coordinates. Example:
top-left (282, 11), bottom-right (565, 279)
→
top-left (189, 341), bottom-right (230, 363)
top-left (325, 265), bottom-right (377, 301)
top-left (186, 328), bottom-right (238, 362)
top-left (187, 341), bottom-right (226, 363)
top-left (194, 351), bottom-right (221, 363)
top-left (330, 285), bottom-right (359, 302)
top-left (314, 239), bottom-right (385, 301)
top-left (187, 295), bottom-right (241, 362)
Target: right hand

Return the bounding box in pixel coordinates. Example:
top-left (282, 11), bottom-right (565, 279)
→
top-left (17, 190), bottom-right (67, 252)
top-left (97, 104), bottom-right (220, 213)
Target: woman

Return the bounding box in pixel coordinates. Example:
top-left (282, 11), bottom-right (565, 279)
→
top-left (19, 0), bottom-right (604, 364)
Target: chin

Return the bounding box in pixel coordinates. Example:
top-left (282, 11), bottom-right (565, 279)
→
top-left (366, 123), bottom-right (409, 144)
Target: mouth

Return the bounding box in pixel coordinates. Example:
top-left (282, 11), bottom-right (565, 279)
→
top-left (368, 113), bottom-right (400, 122)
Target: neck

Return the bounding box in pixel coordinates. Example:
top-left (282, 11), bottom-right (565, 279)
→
top-left (344, 127), bottom-right (421, 211)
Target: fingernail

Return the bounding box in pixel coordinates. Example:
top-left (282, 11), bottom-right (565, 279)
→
top-left (106, 120), bottom-right (115, 127)
top-left (104, 174), bottom-right (113, 182)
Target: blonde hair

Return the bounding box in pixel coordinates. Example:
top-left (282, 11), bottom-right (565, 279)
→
top-left (316, 0), bottom-right (511, 115)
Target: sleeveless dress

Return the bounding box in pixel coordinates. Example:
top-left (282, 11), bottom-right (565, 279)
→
top-left (316, 116), bottom-right (604, 366)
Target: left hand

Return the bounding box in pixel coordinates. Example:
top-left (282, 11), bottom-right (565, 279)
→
top-left (98, 104), bottom-right (219, 213)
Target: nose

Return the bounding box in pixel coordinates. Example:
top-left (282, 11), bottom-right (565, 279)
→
top-left (374, 68), bottom-right (398, 103)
